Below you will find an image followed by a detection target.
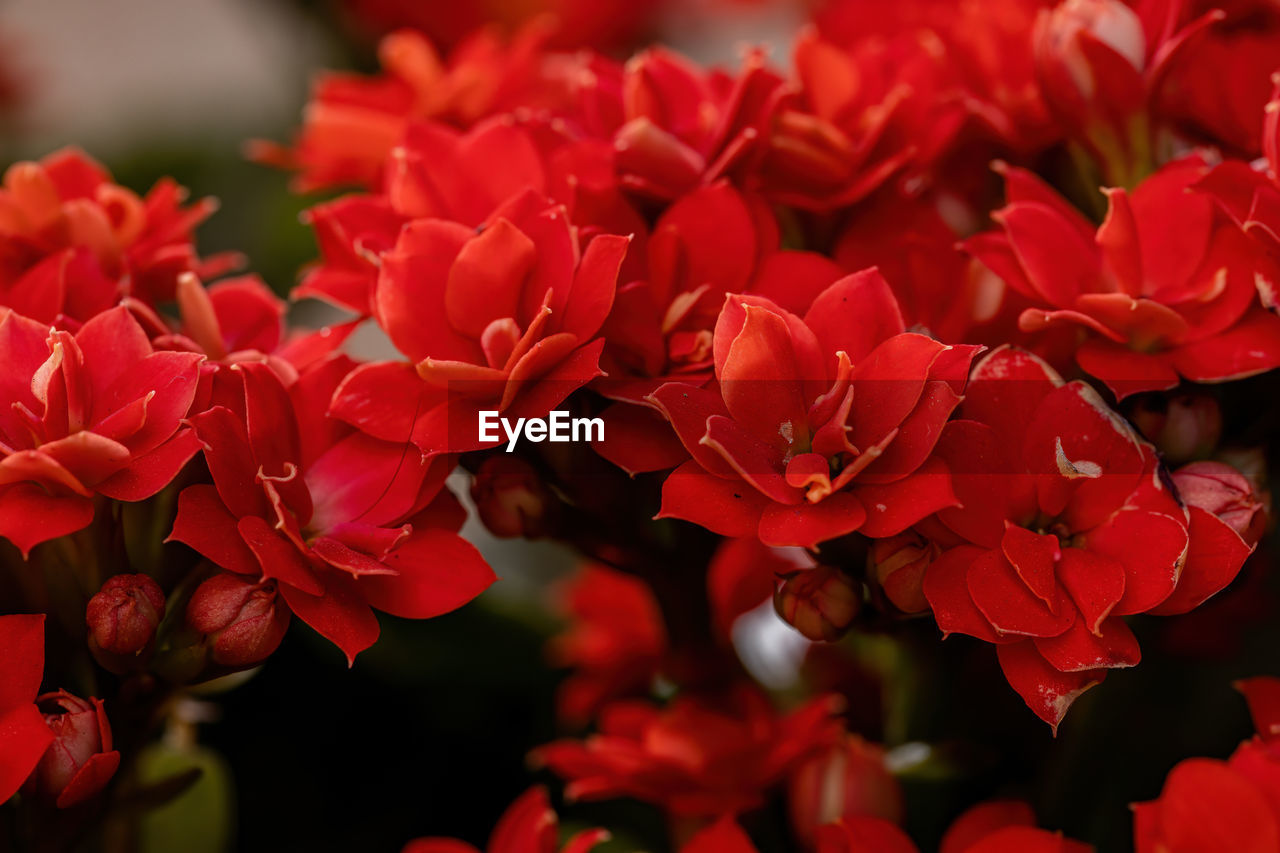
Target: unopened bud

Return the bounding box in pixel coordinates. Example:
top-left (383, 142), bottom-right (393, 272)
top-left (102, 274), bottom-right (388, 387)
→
top-left (1131, 393), bottom-right (1222, 464)
top-left (789, 735), bottom-right (904, 847)
top-left (86, 574), bottom-right (165, 656)
top-left (774, 566), bottom-right (861, 642)
top-left (868, 532), bottom-right (938, 614)
top-left (1173, 461), bottom-right (1268, 547)
top-left (26, 691), bottom-right (120, 808)
top-left (187, 574), bottom-right (290, 668)
top-left (471, 456), bottom-right (558, 538)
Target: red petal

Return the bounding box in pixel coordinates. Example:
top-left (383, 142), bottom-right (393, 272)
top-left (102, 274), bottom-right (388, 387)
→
top-left (1074, 340), bottom-right (1181, 399)
top-left (358, 530), bottom-right (496, 619)
top-left (682, 817), bottom-right (759, 853)
top-left (758, 492), bottom-right (865, 548)
top-left (280, 572), bottom-right (381, 666)
top-left (1001, 524), bottom-right (1061, 609)
top-left (167, 485), bottom-right (259, 575)
top-left (939, 800), bottom-right (1036, 853)
top-left (187, 406), bottom-right (268, 519)
top-left (992, 201), bottom-right (1101, 306)
top-left (0, 484), bottom-right (94, 558)
top-left (657, 460), bottom-right (768, 538)
top-left (1168, 310), bottom-right (1280, 383)
top-left (803, 269), bottom-right (905, 363)
top-left (1084, 510), bottom-right (1187, 616)
top-left (967, 549), bottom-right (1073, 638)
top-left (592, 403), bottom-right (689, 475)
top-left (93, 351), bottom-right (204, 455)
top-left (238, 516), bottom-right (323, 596)
top-left (847, 333), bottom-right (945, 455)
top-left (559, 233), bottom-right (627, 341)
top-left (0, 613), bottom-right (45, 709)
top-left (0, 704), bottom-right (54, 803)
top-left (1055, 548), bottom-right (1126, 633)
top-left (923, 545), bottom-right (1007, 643)
top-left (719, 305), bottom-right (811, 454)
top-left (1238, 678), bottom-right (1280, 742)
top-left (375, 219), bottom-right (476, 362)
top-left (1033, 616), bottom-right (1140, 673)
top-left (56, 750), bottom-right (120, 808)
top-left (1149, 507), bottom-right (1252, 615)
top-left (330, 361), bottom-right (440, 445)
top-left (996, 642), bottom-right (1105, 732)
top-left (856, 456), bottom-right (959, 538)
top-left (96, 428), bottom-right (201, 501)
top-left (1143, 759), bottom-right (1280, 853)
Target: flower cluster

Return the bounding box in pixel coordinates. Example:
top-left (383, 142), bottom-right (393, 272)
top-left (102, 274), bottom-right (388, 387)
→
top-left (3, 0), bottom-right (1279, 849)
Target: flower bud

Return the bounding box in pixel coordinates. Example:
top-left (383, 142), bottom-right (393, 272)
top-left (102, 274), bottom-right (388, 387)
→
top-left (868, 532), bottom-right (938, 614)
top-left (1131, 393), bottom-right (1222, 464)
top-left (788, 735), bottom-right (904, 847)
top-left (187, 574), bottom-right (290, 668)
top-left (774, 566), bottom-right (861, 642)
top-left (26, 691), bottom-right (120, 808)
top-left (86, 574), bottom-right (165, 656)
top-left (1173, 461), bottom-right (1268, 547)
top-left (1035, 0), bottom-right (1145, 100)
top-left (470, 456), bottom-right (558, 538)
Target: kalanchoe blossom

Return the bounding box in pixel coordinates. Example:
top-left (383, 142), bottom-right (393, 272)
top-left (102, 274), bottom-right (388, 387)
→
top-left (167, 358), bottom-right (496, 663)
top-left (330, 197), bottom-right (628, 456)
top-left (577, 46), bottom-right (784, 201)
top-left (967, 157), bottom-right (1280, 398)
top-left (0, 148), bottom-right (235, 323)
top-left (1133, 677), bottom-right (1280, 852)
top-left (651, 269), bottom-right (979, 548)
top-left (789, 735), bottom-right (904, 848)
top-left (918, 347), bottom-right (1248, 729)
top-left (401, 786), bottom-right (609, 853)
top-left (534, 687), bottom-right (844, 817)
top-left (250, 23), bottom-right (573, 192)
top-left (0, 306), bottom-right (204, 556)
top-left (1032, 0), bottom-right (1224, 182)
top-left (0, 614), bottom-right (54, 804)
top-left (817, 799), bottom-right (1091, 853)
top-left (25, 691), bottom-right (120, 809)
top-left (1195, 72), bottom-right (1280, 302)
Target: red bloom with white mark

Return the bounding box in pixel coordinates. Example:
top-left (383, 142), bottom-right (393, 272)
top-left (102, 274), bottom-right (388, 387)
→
top-left (918, 347), bottom-right (1249, 728)
top-left (167, 358), bottom-right (495, 663)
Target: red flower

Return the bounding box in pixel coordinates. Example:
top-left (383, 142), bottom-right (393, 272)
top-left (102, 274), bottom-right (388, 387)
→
top-left (330, 199), bottom-right (628, 456)
top-left (918, 347), bottom-right (1248, 729)
top-left (0, 614), bottom-right (54, 804)
top-left (577, 46), bottom-right (784, 201)
top-left (789, 735), bottom-right (904, 848)
top-left (1158, 1), bottom-right (1280, 155)
top-left (251, 25), bottom-right (572, 192)
top-left (0, 148), bottom-right (234, 322)
top-left (967, 158), bottom-right (1280, 398)
top-left (402, 786), bottom-right (609, 853)
top-left (0, 306), bottom-right (204, 556)
top-left (547, 563), bottom-right (667, 727)
top-left (1195, 74), bottom-right (1280, 304)
top-left (650, 269), bottom-right (979, 548)
top-left (598, 181), bottom-right (841, 405)
top-left (817, 799), bottom-right (1091, 853)
top-left (167, 358), bottom-right (496, 663)
top-left (24, 690), bottom-right (120, 809)
top-left (1133, 677), bottom-right (1280, 853)
top-left (534, 687), bottom-right (844, 817)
